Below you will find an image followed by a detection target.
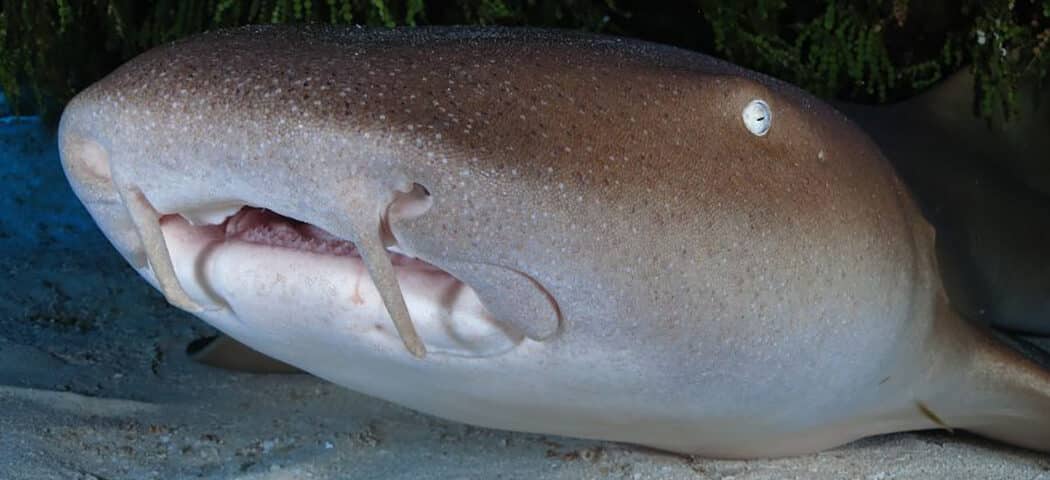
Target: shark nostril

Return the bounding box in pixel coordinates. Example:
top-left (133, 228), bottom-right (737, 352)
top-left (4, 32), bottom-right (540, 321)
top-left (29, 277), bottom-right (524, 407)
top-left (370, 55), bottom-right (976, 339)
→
top-left (388, 182), bottom-right (433, 222)
top-left (79, 141), bottom-right (110, 181)
top-left (60, 134), bottom-right (114, 190)
top-left (77, 139), bottom-right (112, 182)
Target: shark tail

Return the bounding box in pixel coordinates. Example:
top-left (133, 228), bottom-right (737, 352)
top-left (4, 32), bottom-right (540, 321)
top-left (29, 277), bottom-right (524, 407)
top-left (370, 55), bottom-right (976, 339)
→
top-left (952, 330), bottom-right (1050, 451)
top-left (924, 304), bottom-right (1050, 452)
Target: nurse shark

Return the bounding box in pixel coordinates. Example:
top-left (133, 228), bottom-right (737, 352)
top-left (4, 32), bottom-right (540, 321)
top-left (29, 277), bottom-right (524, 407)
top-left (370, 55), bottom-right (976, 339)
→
top-left (57, 25), bottom-right (1050, 458)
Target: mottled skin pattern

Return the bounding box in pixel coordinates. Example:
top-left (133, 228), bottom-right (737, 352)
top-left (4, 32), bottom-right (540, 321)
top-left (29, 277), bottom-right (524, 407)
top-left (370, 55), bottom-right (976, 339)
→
top-left (58, 26), bottom-right (1050, 458)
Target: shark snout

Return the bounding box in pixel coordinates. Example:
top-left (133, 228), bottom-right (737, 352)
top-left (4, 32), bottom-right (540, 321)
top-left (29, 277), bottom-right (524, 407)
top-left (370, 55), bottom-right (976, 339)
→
top-left (58, 112), bottom-right (147, 270)
top-left (58, 100), bottom-right (551, 359)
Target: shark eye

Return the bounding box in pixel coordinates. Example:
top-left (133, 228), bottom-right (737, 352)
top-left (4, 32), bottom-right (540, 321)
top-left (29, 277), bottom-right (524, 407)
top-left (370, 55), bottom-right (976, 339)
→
top-left (742, 99), bottom-right (772, 136)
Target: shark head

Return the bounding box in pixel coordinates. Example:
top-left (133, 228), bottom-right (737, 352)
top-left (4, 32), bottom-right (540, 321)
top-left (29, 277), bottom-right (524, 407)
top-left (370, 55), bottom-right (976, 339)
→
top-left (59, 25), bottom-right (1050, 458)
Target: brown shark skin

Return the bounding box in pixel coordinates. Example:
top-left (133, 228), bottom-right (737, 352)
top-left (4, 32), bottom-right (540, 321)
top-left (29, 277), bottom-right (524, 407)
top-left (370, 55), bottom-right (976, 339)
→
top-left (58, 26), bottom-right (1050, 457)
top-left (65, 26), bottom-right (921, 349)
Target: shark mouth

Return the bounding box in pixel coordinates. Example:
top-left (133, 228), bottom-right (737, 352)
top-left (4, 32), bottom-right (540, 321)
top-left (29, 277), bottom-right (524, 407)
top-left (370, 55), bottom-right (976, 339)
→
top-left (59, 134), bottom-right (546, 360)
top-left (151, 204), bottom-right (524, 359)
top-left (219, 207), bottom-right (438, 271)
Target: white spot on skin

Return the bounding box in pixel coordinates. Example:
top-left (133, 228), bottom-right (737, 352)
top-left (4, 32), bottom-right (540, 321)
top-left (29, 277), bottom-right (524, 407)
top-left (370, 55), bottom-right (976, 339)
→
top-left (742, 99), bottom-right (772, 136)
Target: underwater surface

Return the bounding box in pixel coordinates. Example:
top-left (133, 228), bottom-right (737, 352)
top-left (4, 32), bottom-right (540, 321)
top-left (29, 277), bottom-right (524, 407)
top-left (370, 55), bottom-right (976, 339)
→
top-left (1, 100), bottom-right (1049, 478)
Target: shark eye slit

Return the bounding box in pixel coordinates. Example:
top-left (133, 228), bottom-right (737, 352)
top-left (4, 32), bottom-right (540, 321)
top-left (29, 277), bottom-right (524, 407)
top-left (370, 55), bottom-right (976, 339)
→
top-left (742, 99), bottom-right (772, 136)
top-left (414, 182), bottom-right (431, 197)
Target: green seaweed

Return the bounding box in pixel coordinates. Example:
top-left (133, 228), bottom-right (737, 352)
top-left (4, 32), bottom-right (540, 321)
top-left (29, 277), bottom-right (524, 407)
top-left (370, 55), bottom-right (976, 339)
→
top-left (701, 0), bottom-right (1050, 123)
top-left (0, 0), bottom-right (618, 118)
top-left (0, 1), bottom-right (1047, 124)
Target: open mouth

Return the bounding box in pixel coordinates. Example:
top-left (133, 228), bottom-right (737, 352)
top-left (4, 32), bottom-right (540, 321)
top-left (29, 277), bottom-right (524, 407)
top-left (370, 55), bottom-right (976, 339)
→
top-left (60, 134), bottom-right (540, 360)
top-left (154, 205), bottom-right (524, 358)
top-left (215, 207), bottom-right (444, 272)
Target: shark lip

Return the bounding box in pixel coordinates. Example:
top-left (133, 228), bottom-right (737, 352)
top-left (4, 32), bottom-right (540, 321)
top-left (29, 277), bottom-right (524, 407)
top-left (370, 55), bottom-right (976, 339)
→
top-left (155, 206), bottom-right (524, 358)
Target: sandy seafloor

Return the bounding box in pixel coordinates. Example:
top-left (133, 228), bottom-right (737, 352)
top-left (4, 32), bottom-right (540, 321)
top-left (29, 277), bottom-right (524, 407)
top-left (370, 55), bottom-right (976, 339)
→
top-left (1, 110), bottom-right (1049, 480)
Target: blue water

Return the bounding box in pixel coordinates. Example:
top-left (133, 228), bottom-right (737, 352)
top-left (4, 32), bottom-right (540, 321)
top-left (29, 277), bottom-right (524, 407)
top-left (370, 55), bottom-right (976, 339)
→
top-left (0, 113), bottom-right (180, 346)
top-left (0, 116), bottom-right (100, 252)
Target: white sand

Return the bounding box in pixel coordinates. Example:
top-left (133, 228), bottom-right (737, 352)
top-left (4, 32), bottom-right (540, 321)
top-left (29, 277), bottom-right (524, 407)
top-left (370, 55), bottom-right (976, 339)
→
top-left (2, 117), bottom-right (1048, 479)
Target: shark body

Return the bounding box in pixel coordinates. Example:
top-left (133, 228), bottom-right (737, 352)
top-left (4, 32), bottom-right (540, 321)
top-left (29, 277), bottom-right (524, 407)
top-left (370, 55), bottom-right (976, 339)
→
top-left (58, 25), bottom-right (1050, 458)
